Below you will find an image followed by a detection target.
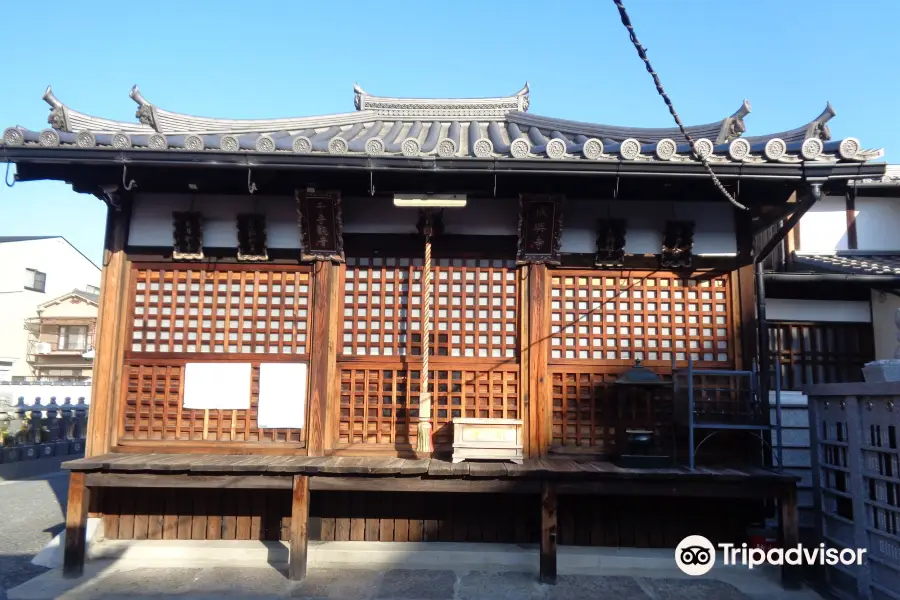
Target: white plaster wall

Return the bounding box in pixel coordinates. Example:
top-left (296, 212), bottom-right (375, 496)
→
top-left (0, 239), bottom-right (100, 378)
top-left (129, 194), bottom-right (302, 249)
top-left (559, 200), bottom-right (736, 255)
top-left (766, 298), bottom-right (871, 323)
top-left (854, 196), bottom-right (900, 251)
top-left (870, 290), bottom-right (900, 359)
top-left (796, 196), bottom-right (850, 252)
top-left (129, 194), bottom-right (738, 254)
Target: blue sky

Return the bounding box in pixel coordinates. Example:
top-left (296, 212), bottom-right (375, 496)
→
top-left (2, 0), bottom-right (898, 265)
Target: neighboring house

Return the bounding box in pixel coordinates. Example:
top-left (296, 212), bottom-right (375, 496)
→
top-left (0, 237), bottom-right (100, 381)
top-left (22, 289), bottom-right (99, 382)
top-left (763, 165), bottom-right (900, 391)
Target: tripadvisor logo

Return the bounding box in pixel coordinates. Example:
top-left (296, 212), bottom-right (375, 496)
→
top-left (675, 535), bottom-right (866, 576)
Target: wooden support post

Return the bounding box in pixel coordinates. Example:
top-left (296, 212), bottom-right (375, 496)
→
top-left (86, 201), bottom-right (131, 457)
top-left (307, 262), bottom-right (337, 456)
top-left (779, 483), bottom-right (801, 589)
top-left (518, 266), bottom-right (532, 457)
top-left (289, 475), bottom-right (310, 581)
top-left (63, 472), bottom-right (90, 578)
top-left (528, 264), bottom-right (550, 456)
top-left (540, 481), bottom-right (557, 584)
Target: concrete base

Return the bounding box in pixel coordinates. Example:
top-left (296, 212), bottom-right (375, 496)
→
top-left (30, 517), bottom-right (104, 569)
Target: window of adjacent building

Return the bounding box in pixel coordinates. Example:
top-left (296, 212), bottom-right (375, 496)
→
top-left (25, 268), bottom-right (46, 293)
top-left (86, 284), bottom-right (100, 295)
top-left (58, 325), bottom-right (88, 351)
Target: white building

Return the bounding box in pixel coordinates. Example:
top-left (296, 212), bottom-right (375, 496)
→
top-left (0, 236), bottom-right (100, 381)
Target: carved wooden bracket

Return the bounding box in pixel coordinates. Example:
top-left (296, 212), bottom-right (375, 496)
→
top-left (517, 194), bottom-right (563, 265)
top-left (595, 219), bottom-right (627, 267)
top-left (661, 220), bottom-right (695, 268)
top-left (236, 213), bottom-right (268, 261)
top-left (296, 189), bottom-right (344, 263)
top-left (172, 211), bottom-right (204, 260)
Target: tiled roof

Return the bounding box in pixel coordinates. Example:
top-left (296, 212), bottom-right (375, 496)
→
top-left (0, 84), bottom-right (883, 164)
top-left (793, 253), bottom-right (900, 276)
top-left (0, 235), bottom-right (59, 243)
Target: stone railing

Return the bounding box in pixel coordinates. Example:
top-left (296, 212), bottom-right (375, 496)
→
top-left (805, 381), bottom-right (900, 600)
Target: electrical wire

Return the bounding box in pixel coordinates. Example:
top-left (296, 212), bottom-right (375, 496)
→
top-left (611, 0), bottom-right (748, 211)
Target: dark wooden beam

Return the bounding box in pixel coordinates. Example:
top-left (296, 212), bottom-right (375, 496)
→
top-left (85, 473), bottom-right (293, 489)
top-left (540, 481), bottom-right (558, 584)
top-left (754, 185), bottom-right (820, 264)
top-left (63, 472), bottom-right (90, 578)
top-left (289, 475), bottom-right (310, 581)
top-left (310, 477), bottom-right (540, 494)
top-left (846, 187), bottom-right (858, 250)
top-left (779, 483), bottom-right (801, 589)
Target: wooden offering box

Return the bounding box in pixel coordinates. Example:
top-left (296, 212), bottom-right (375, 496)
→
top-left (452, 418), bottom-right (524, 464)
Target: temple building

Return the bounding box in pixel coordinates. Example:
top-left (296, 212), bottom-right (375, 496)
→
top-left (0, 82), bottom-right (887, 585)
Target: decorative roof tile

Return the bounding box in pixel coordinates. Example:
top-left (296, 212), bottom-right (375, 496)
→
top-left (0, 84), bottom-right (884, 165)
top-left (793, 253), bottom-right (900, 276)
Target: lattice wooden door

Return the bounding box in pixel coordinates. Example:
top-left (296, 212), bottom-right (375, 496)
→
top-left (337, 257), bottom-right (521, 450)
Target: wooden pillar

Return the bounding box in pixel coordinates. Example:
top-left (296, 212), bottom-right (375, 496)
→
top-left (63, 472), bottom-right (90, 578)
top-left (539, 481), bottom-right (557, 584)
top-left (518, 266), bottom-right (532, 457)
top-left (86, 200), bottom-right (131, 457)
top-left (307, 262), bottom-right (339, 456)
top-left (779, 482), bottom-right (801, 589)
top-left (289, 475), bottom-right (311, 581)
top-left (527, 264), bottom-right (550, 456)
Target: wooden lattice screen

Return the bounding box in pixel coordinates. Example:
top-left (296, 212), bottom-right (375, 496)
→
top-left (549, 272), bottom-right (732, 365)
top-left (337, 258), bottom-right (520, 448)
top-left (548, 271), bottom-right (732, 452)
top-left (338, 365), bottom-right (520, 447)
top-left (342, 258), bottom-right (518, 359)
top-left (769, 322), bottom-right (874, 390)
top-left (130, 268), bottom-right (311, 355)
top-left (121, 361), bottom-right (302, 443)
top-left (121, 266), bottom-right (312, 446)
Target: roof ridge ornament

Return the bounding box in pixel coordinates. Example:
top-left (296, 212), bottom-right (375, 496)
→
top-left (130, 85), bottom-right (158, 131)
top-left (41, 86), bottom-right (152, 134)
top-left (352, 82), bottom-right (530, 118)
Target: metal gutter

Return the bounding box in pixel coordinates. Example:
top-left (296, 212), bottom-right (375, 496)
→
top-left (764, 273), bottom-right (900, 284)
top-left (0, 147), bottom-right (888, 181)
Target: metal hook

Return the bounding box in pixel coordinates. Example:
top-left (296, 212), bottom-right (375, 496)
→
top-left (247, 168), bottom-right (257, 195)
top-left (5, 162), bottom-right (16, 188)
top-left (369, 171), bottom-right (375, 197)
top-left (493, 173), bottom-right (497, 197)
top-left (122, 164), bottom-right (137, 191)
top-left (613, 174), bottom-right (620, 199)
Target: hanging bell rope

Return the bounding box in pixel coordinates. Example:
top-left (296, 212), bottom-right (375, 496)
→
top-left (415, 231), bottom-right (434, 454)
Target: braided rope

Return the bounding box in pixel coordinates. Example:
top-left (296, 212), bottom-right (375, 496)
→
top-left (421, 236), bottom-right (432, 412)
top-left (611, 0), bottom-right (748, 211)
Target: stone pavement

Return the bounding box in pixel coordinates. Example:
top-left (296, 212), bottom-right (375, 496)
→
top-left (8, 563), bottom-right (826, 600)
top-left (0, 471), bottom-right (68, 600)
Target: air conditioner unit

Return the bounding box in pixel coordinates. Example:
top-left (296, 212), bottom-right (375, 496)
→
top-left (35, 342), bottom-right (52, 355)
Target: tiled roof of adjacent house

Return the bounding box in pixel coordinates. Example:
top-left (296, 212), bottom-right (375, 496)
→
top-left (793, 253), bottom-right (900, 275)
top-left (0, 83), bottom-right (883, 164)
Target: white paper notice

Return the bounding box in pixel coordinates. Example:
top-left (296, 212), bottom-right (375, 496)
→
top-left (182, 363), bottom-right (252, 410)
top-left (257, 363), bottom-right (307, 429)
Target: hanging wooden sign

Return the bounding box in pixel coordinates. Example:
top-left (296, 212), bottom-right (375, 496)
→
top-left (661, 220), bottom-right (695, 268)
top-left (296, 189), bottom-right (344, 262)
top-left (172, 211), bottom-right (204, 260)
top-left (516, 194), bottom-right (563, 264)
top-left (595, 218), bottom-right (627, 267)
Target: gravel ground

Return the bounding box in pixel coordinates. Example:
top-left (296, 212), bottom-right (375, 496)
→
top-left (0, 472), bottom-right (68, 600)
